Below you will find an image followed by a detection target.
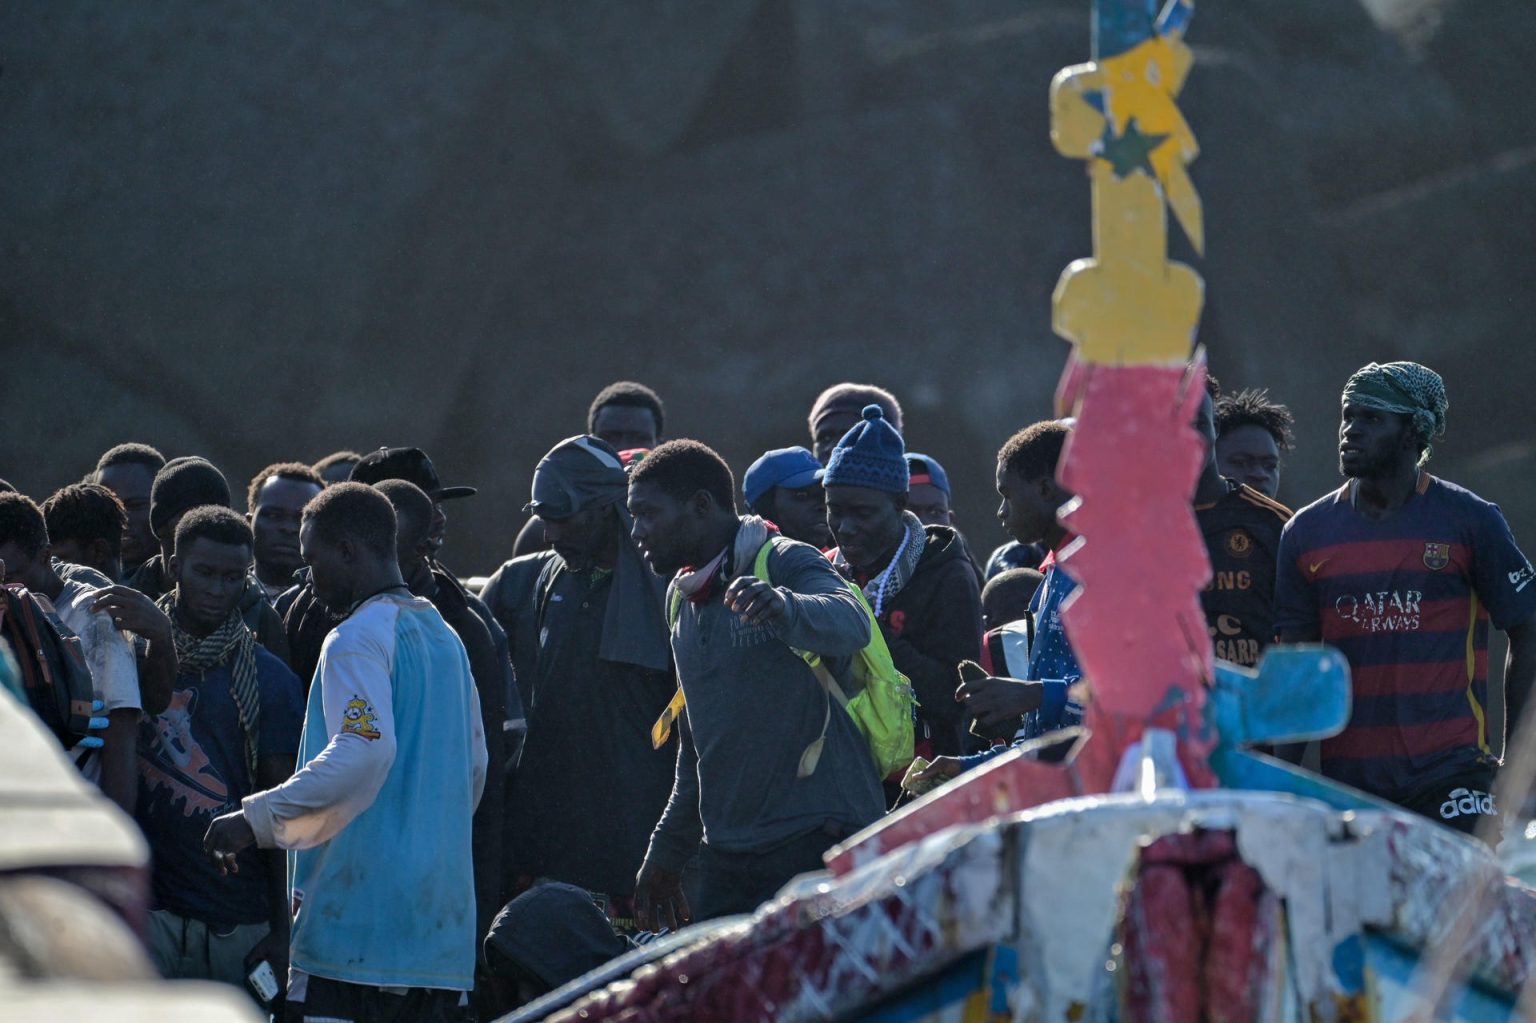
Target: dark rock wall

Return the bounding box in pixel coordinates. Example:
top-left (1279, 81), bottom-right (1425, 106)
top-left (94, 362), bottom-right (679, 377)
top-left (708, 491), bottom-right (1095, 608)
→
top-left (2, 0), bottom-right (1532, 588)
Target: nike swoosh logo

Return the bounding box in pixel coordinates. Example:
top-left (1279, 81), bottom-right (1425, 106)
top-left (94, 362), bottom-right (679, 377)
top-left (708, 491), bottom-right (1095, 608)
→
top-left (1309, 559), bottom-right (1330, 574)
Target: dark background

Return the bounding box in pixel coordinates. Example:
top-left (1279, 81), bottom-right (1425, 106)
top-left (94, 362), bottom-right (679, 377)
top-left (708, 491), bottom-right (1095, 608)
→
top-left (2, 0), bottom-right (1533, 588)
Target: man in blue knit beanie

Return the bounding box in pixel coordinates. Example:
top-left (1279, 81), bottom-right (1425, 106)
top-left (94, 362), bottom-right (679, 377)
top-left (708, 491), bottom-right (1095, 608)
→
top-left (823, 407), bottom-right (982, 769)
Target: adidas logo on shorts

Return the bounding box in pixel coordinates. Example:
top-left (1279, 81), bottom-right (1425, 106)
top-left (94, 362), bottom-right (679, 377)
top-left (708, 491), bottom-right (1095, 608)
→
top-left (1439, 787), bottom-right (1496, 820)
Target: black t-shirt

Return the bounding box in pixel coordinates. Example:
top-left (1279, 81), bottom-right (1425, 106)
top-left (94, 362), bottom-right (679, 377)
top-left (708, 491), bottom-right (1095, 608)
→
top-left (1197, 481), bottom-right (1292, 668)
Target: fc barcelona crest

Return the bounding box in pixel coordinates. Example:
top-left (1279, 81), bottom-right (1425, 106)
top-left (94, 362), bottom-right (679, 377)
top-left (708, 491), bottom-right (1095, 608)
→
top-left (1423, 542), bottom-right (1450, 571)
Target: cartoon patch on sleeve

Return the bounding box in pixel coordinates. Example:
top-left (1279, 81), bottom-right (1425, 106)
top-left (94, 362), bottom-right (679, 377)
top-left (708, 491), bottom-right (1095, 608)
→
top-left (341, 696), bottom-right (382, 740)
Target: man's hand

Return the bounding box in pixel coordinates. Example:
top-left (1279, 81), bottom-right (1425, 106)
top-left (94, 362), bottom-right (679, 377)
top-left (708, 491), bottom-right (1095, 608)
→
top-left (90, 585), bottom-right (173, 644)
top-left (634, 859), bottom-right (691, 932)
top-left (724, 577), bottom-right (786, 626)
top-left (904, 756), bottom-right (964, 790)
top-left (955, 660), bottom-right (1042, 730)
top-left (204, 810), bottom-right (257, 875)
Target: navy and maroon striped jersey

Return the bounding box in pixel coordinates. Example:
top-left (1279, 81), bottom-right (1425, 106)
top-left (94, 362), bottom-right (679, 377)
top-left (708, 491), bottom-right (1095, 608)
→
top-left (1198, 481), bottom-right (1292, 669)
top-left (1275, 473), bottom-right (1536, 801)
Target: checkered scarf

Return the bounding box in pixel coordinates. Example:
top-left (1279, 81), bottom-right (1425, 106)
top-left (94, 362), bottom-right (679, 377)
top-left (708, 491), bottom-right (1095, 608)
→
top-left (832, 510), bottom-right (928, 619)
top-left (157, 592), bottom-right (261, 781)
top-left (1342, 361), bottom-right (1448, 466)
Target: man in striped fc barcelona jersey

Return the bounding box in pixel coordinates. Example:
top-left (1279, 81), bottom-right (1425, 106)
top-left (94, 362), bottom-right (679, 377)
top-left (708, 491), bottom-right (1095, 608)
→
top-left (1275, 362), bottom-right (1536, 835)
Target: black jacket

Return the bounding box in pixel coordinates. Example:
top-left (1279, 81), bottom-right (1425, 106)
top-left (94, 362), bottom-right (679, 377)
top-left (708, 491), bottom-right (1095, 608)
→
top-left (879, 526), bottom-right (983, 757)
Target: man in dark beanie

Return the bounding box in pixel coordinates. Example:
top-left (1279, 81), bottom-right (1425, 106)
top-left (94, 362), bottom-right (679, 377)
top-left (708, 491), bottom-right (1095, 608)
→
top-left (125, 457), bottom-right (289, 665)
top-left (823, 406), bottom-right (981, 765)
top-left (122, 456), bottom-right (231, 599)
top-left (482, 435), bottom-right (675, 931)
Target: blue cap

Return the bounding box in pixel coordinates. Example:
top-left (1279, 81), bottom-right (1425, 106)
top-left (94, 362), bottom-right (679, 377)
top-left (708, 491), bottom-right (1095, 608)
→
top-left (821, 405), bottom-right (909, 494)
top-left (743, 446), bottom-right (823, 508)
top-left (905, 453), bottom-right (950, 498)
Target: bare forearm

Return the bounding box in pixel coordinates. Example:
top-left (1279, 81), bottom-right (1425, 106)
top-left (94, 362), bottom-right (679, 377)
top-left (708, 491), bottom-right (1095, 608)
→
top-left (1505, 633), bottom-right (1536, 749)
top-left (137, 638), bottom-right (177, 715)
top-left (98, 708), bottom-right (140, 814)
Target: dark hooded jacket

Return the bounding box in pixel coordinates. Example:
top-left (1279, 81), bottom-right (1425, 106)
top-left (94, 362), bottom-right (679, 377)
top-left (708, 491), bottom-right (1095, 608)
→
top-left (877, 525), bottom-right (983, 757)
top-left (482, 545), bottom-right (676, 898)
top-left (483, 436), bottom-right (676, 899)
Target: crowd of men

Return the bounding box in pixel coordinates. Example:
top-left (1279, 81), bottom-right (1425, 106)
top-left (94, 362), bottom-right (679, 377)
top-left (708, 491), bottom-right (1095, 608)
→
top-left (1, 362), bottom-right (1533, 1022)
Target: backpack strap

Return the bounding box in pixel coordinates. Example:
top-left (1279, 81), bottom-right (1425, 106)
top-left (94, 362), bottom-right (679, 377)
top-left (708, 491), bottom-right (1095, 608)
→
top-left (753, 537), bottom-right (843, 777)
top-left (651, 580), bottom-right (688, 749)
top-left (533, 556), bottom-right (564, 633)
top-left (650, 685), bottom-right (687, 750)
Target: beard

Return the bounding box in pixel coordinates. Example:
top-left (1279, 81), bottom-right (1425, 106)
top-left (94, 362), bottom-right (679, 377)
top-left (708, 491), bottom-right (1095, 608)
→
top-left (1340, 446), bottom-right (1397, 479)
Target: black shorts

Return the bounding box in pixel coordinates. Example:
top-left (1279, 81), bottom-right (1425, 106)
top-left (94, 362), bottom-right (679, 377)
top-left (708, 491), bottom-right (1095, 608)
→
top-left (291, 975), bottom-right (465, 1023)
top-left (1396, 765), bottom-right (1499, 839)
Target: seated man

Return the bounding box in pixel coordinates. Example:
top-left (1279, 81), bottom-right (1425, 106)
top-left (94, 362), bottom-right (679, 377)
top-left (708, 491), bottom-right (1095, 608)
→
top-left (481, 882), bottom-right (633, 1016)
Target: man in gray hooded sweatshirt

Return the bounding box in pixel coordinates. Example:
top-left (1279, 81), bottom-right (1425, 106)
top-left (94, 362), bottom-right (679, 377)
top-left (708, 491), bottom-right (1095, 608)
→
top-left (627, 440), bottom-right (884, 927)
top-left (482, 436), bottom-right (676, 928)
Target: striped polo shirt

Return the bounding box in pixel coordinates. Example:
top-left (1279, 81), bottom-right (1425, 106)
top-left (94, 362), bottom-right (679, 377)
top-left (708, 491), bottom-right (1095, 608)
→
top-left (1274, 473), bottom-right (1536, 801)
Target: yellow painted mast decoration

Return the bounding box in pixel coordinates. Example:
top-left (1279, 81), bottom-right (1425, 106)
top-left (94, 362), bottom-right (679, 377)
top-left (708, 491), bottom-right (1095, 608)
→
top-left (1048, 0), bottom-right (1217, 775)
top-left (1050, 0), bottom-right (1202, 365)
top-left (825, 0), bottom-right (1223, 875)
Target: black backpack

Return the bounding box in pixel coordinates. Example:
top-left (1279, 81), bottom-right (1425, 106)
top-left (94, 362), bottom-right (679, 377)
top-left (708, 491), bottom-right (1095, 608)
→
top-left (0, 584), bottom-right (96, 748)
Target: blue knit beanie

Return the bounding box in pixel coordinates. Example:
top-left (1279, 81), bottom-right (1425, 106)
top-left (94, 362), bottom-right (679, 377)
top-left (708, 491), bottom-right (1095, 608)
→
top-left (821, 405), bottom-right (909, 494)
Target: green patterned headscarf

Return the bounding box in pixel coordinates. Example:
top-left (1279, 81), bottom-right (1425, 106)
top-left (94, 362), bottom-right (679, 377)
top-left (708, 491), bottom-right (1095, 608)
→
top-left (1341, 361), bottom-right (1448, 466)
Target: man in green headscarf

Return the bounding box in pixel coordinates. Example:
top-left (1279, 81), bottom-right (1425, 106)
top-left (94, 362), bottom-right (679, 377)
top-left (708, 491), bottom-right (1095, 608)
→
top-left (1274, 362), bottom-right (1536, 839)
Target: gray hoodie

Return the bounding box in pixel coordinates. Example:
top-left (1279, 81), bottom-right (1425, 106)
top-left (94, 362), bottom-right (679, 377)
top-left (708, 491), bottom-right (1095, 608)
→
top-left (645, 527), bottom-right (885, 871)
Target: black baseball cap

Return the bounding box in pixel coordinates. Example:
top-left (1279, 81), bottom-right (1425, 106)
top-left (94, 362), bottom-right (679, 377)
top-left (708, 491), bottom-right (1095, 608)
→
top-left (349, 447), bottom-right (477, 500)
